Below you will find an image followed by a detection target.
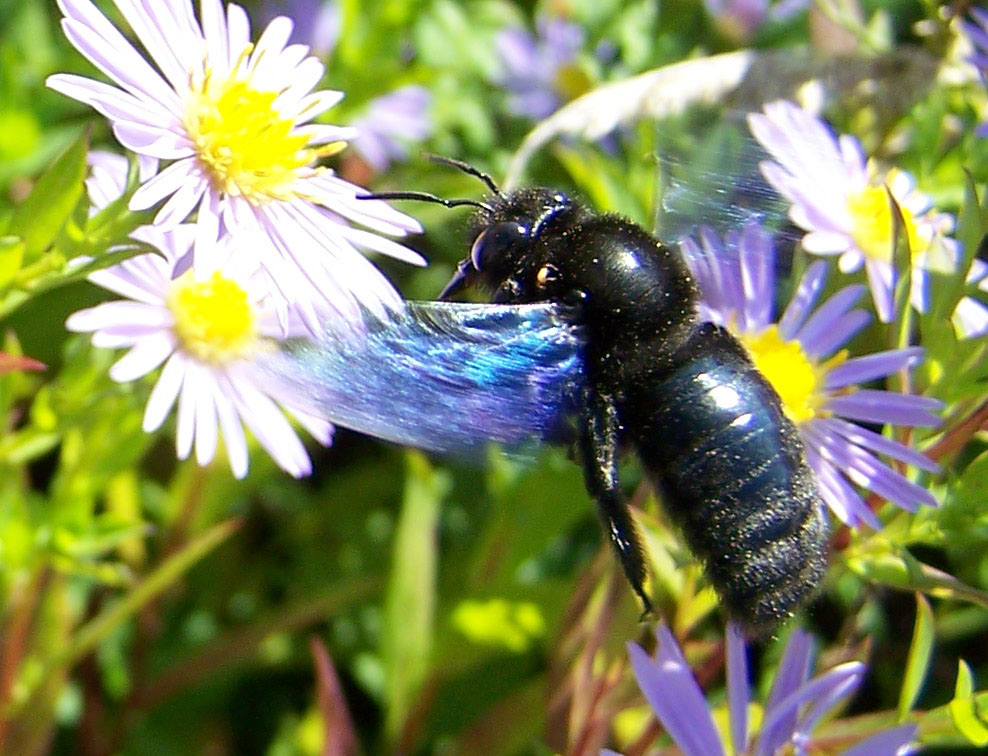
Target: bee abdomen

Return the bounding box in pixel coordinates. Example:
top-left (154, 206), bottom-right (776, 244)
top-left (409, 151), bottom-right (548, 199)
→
top-left (629, 323), bottom-right (829, 634)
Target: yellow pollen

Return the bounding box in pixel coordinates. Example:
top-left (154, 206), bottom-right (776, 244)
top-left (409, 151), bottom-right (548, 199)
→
top-left (168, 272), bottom-right (257, 363)
top-left (738, 325), bottom-right (846, 425)
top-left (183, 50), bottom-right (341, 203)
top-left (846, 173), bottom-right (925, 264)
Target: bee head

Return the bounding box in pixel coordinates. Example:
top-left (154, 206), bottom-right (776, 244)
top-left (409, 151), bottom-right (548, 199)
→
top-left (447, 187), bottom-right (575, 302)
top-left (357, 157), bottom-right (578, 302)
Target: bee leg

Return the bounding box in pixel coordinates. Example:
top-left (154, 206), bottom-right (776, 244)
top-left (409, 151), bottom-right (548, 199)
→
top-left (577, 386), bottom-right (654, 615)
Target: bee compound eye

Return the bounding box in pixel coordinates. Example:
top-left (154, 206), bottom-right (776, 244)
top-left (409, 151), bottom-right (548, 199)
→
top-left (470, 221), bottom-right (529, 271)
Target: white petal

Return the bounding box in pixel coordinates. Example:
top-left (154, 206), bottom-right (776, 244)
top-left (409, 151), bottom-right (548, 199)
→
top-left (252, 15), bottom-right (294, 63)
top-left (338, 224), bottom-right (428, 266)
top-left (130, 159), bottom-right (199, 211)
top-left (109, 330), bottom-right (176, 381)
top-left (801, 231), bottom-right (852, 255)
top-left (225, 3), bottom-right (251, 71)
top-left (91, 327), bottom-right (158, 348)
top-left (213, 377), bottom-right (249, 478)
top-left (953, 296), bottom-right (988, 339)
top-left (232, 381), bottom-right (311, 477)
top-left (194, 377), bottom-right (219, 466)
top-left (286, 91), bottom-right (345, 126)
top-left (114, 0), bottom-right (201, 94)
top-left (66, 301), bottom-right (171, 332)
top-left (174, 360), bottom-right (198, 459)
top-left (57, 3), bottom-right (183, 112)
top-left (143, 352), bottom-right (186, 431)
top-left (47, 73), bottom-right (180, 132)
top-left (153, 177), bottom-right (207, 229)
top-left (864, 259), bottom-right (895, 323)
top-left (112, 121), bottom-right (192, 159)
top-left (87, 254), bottom-right (171, 303)
top-left (197, 0), bottom-right (226, 66)
top-left (837, 249), bottom-right (864, 273)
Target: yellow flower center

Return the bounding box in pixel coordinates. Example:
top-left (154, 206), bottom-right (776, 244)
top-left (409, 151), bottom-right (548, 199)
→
top-left (554, 63), bottom-right (592, 102)
top-left (846, 173), bottom-right (925, 263)
top-left (168, 271), bottom-right (257, 363)
top-left (183, 46), bottom-right (344, 203)
top-left (737, 325), bottom-right (846, 425)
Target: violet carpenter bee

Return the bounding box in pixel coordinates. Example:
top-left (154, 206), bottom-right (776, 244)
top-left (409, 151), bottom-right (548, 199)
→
top-left (267, 159), bottom-right (829, 635)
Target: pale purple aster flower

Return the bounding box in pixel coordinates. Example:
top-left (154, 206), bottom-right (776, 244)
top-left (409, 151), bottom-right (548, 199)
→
top-left (495, 16), bottom-right (585, 120)
top-left (704, 0), bottom-right (809, 41)
top-left (66, 233), bottom-right (333, 479)
top-left (748, 100), bottom-right (988, 337)
top-left (962, 8), bottom-right (988, 137)
top-left (260, 0), bottom-right (340, 57)
top-left (683, 223), bottom-right (942, 528)
top-left (604, 623), bottom-right (917, 756)
top-left (350, 86), bottom-right (432, 172)
top-left (47, 0), bottom-right (424, 332)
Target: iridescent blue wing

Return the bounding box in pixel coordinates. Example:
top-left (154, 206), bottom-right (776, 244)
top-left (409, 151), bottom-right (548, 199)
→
top-left (264, 301), bottom-right (586, 454)
top-left (503, 49), bottom-right (938, 242)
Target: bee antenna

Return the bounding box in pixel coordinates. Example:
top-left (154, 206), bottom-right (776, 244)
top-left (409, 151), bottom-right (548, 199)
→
top-left (358, 191), bottom-right (492, 213)
top-left (423, 154), bottom-right (503, 196)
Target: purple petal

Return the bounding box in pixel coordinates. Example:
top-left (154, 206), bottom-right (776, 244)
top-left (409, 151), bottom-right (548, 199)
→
top-left (759, 663), bottom-right (865, 755)
top-left (839, 724), bottom-right (918, 756)
top-left (794, 285), bottom-right (866, 354)
top-left (825, 390), bottom-right (944, 428)
top-left (824, 348), bottom-right (924, 390)
top-left (802, 309), bottom-right (871, 358)
top-left (757, 630), bottom-right (813, 756)
top-left (778, 261), bottom-right (828, 340)
top-left (804, 425), bottom-right (937, 512)
top-left (807, 449), bottom-right (881, 528)
top-left (794, 663), bottom-right (865, 741)
top-left (628, 629), bottom-right (725, 756)
top-left (726, 622), bottom-right (750, 753)
top-left (821, 417), bottom-right (939, 473)
top-left (738, 222), bottom-right (775, 329)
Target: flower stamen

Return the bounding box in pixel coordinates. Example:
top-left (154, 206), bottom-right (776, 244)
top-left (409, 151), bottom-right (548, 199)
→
top-left (846, 174), bottom-right (925, 264)
top-left (168, 271), bottom-right (257, 363)
top-left (184, 48), bottom-right (326, 202)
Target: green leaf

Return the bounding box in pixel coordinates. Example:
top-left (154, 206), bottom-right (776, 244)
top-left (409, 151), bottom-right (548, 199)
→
top-left (948, 660), bottom-right (988, 746)
top-left (846, 547), bottom-right (988, 610)
top-left (11, 518), bottom-right (241, 719)
top-left (0, 428), bottom-right (60, 465)
top-left (0, 235), bottom-right (24, 291)
top-left (37, 242), bottom-right (158, 288)
top-left (381, 451), bottom-right (450, 741)
top-left (898, 593), bottom-right (935, 720)
top-left (60, 520), bottom-right (238, 667)
top-left (887, 188), bottom-right (914, 352)
top-left (7, 130), bottom-right (88, 260)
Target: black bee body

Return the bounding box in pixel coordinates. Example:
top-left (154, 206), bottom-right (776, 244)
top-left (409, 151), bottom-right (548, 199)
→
top-left (445, 187), bottom-right (829, 633)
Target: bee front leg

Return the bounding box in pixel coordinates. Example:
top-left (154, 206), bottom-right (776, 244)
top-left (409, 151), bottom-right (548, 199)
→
top-left (577, 386), bottom-right (654, 615)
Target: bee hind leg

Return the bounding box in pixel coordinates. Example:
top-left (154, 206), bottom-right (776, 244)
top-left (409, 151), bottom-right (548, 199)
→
top-left (577, 386), bottom-right (654, 616)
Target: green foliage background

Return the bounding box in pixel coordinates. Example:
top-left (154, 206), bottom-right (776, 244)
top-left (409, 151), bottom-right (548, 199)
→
top-left (2, 0), bottom-right (988, 754)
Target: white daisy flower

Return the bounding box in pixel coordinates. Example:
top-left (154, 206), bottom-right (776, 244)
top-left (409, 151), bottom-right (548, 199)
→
top-left (748, 100), bottom-right (988, 337)
top-left (66, 232), bottom-right (333, 479)
top-left (48, 0), bottom-right (425, 331)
